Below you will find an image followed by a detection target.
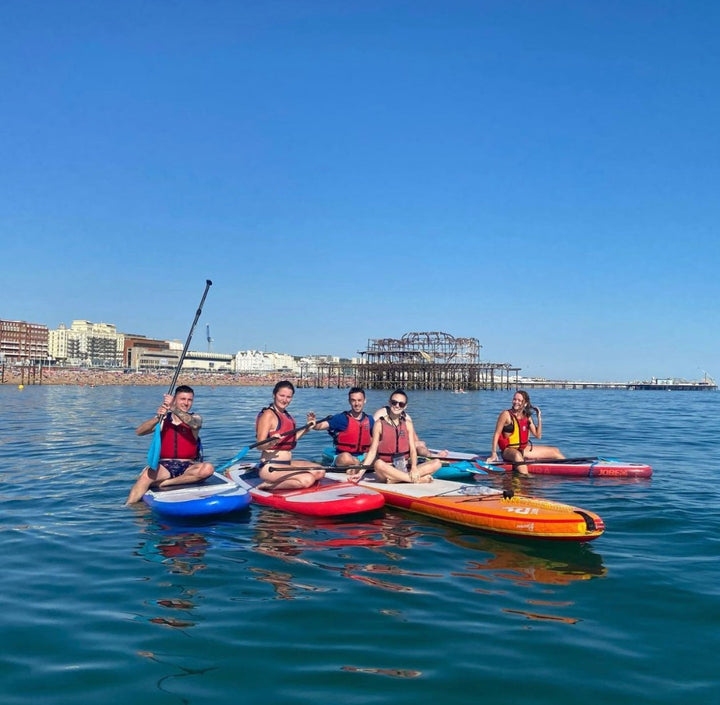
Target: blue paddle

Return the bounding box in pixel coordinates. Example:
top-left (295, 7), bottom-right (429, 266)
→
top-left (468, 457), bottom-right (506, 473)
top-left (147, 279), bottom-right (213, 470)
top-left (215, 415), bottom-right (332, 474)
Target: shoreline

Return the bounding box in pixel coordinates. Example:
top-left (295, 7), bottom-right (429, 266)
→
top-left (1, 368), bottom-right (311, 387)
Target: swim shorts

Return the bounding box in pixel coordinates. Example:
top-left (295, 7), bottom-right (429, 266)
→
top-left (160, 459), bottom-right (194, 478)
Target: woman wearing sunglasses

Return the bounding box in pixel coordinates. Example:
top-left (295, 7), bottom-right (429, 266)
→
top-left (363, 390), bottom-right (441, 483)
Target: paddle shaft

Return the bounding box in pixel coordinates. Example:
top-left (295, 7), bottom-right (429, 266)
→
top-left (166, 279), bottom-right (213, 395)
top-left (216, 415), bottom-right (332, 472)
top-left (251, 414), bottom-right (331, 452)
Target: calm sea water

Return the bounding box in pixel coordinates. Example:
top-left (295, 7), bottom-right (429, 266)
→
top-left (1, 385), bottom-right (718, 704)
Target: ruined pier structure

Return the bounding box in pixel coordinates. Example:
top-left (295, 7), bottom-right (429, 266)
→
top-left (313, 331), bottom-right (519, 391)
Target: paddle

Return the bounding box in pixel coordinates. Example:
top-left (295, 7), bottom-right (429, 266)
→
top-left (215, 415), bottom-right (332, 473)
top-left (468, 458), bottom-right (506, 473)
top-left (490, 456), bottom-right (614, 468)
top-left (147, 279), bottom-right (213, 470)
top-left (442, 459), bottom-right (486, 475)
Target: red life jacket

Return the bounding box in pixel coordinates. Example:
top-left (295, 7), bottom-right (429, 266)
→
top-left (334, 412), bottom-right (373, 454)
top-left (256, 406), bottom-right (297, 451)
top-left (159, 416), bottom-right (200, 460)
top-left (376, 415), bottom-right (411, 462)
top-left (498, 411), bottom-right (530, 452)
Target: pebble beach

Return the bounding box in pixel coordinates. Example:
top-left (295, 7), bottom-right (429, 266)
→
top-left (1, 367), bottom-right (305, 387)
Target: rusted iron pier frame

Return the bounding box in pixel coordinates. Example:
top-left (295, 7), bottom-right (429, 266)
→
top-left (305, 362), bottom-right (520, 390)
top-left (354, 362), bottom-right (519, 390)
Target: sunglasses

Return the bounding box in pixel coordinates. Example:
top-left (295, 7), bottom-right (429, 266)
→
top-left (389, 399), bottom-right (407, 408)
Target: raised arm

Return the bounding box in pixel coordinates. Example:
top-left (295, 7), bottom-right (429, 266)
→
top-left (529, 406), bottom-right (542, 439)
top-left (135, 396), bottom-right (172, 436)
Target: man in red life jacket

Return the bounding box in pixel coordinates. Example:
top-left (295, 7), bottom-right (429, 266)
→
top-left (313, 387), bottom-right (375, 467)
top-left (126, 385), bottom-right (214, 504)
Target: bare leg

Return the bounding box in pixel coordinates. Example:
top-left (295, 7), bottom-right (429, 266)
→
top-left (126, 466), bottom-right (161, 505)
top-left (415, 440), bottom-right (449, 458)
top-left (259, 461), bottom-right (324, 490)
top-left (524, 445), bottom-right (565, 460)
top-left (155, 462), bottom-right (215, 489)
top-left (502, 448), bottom-right (528, 475)
top-left (334, 452), bottom-right (363, 467)
top-left (411, 458), bottom-right (441, 482)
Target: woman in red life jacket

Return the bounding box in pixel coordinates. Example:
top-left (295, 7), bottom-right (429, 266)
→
top-left (363, 390), bottom-right (442, 483)
top-left (255, 380), bottom-right (324, 490)
top-left (126, 385), bottom-right (214, 504)
top-left (487, 390), bottom-right (564, 474)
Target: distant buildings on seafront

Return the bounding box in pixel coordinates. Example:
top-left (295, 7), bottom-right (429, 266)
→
top-left (0, 317), bottom-right (355, 375)
top-left (2, 318), bottom-right (715, 391)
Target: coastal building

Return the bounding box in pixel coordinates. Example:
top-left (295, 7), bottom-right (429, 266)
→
top-left (234, 350), bottom-right (300, 375)
top-left (182, 350), bottom-right (234, 372)
top-left (0, 319), bottom-right (49, 365)
top-left (49, 320), bottom-right (124, 367)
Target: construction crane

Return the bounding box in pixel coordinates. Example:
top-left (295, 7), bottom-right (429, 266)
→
top-left (206, 324), bottom-right (213, 353)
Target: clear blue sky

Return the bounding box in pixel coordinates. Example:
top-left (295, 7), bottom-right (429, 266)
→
top-left (2, 1), bottom-right (718, 382)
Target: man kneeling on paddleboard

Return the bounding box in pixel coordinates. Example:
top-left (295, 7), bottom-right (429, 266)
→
top-left (126, 385), bottom-right (214, 504)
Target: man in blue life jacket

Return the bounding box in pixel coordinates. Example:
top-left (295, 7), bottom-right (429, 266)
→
top-left (313, 387), bottom-right (375, 468)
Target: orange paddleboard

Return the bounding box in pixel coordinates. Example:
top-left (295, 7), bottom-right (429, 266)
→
top-left (327, 473), bottom-right (604, 542)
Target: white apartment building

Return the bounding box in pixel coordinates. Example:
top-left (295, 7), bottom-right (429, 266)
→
top-left (234, 350), bottom-right (300, 374)
top-left (49, 320), bottom-right (124, 367)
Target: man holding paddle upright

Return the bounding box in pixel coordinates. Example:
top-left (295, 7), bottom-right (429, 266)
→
top-left (126, 386), bottom-right (214, 504)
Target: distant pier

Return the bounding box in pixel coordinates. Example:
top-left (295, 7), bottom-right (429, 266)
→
top-left (515, 378), bottom-right (717, 391)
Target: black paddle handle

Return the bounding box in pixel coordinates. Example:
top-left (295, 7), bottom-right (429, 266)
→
top-left (167, 279), bottom-right (212, 395)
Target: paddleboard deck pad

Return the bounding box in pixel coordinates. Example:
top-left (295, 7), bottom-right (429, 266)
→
top-left (225, 462), bottom-right (385, 517)
top-left (142, 472), bottom-right (251, 517)
top-left (322, 446), bottom-right (478, 481)
top-left (326, 472), bottom-right (604, 541)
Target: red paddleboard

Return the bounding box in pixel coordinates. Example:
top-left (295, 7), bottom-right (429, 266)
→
top-left (427, 449), bottom-right (652, 478)
top-left (225, 463), bottom-right (384, 517)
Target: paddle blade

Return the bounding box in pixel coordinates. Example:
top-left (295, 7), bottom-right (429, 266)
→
top-left (452, 460), bottom-right (485, 475)
top-left (471, 458), bottom-right (504, 473)
top-left (215, 445), bottom-right (251, 474)
top-left (147, 423), bottom-right (161, 470)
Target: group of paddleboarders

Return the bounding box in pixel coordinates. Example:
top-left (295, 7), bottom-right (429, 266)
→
top-left (126, 382), bottom-right (563, 503)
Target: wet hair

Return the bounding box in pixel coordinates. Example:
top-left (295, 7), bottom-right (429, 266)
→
top-left (273, 380), bottom-right (295, 396)
top-left (348, 387), bottom-right (366, 398)
top-left (174, 385), bottom-right (194, 396)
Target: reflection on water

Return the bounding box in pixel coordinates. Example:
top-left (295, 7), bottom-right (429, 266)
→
top-left (246, 507), bottom-right (606, 600)
top-left (133, 516), bottom-right (215, 630)
top-left (137, 650), bottom-right (218, 698)
top-left (340, 665), bottom-right (422, 679)
top-left (447, 532), bottom-right (606, 587)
